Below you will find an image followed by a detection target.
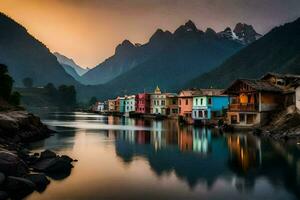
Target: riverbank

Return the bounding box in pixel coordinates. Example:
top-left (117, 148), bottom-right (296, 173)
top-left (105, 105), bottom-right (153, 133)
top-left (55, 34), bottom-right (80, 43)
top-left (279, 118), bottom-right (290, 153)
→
top-left (0, 110), bottom-right (76, 199)
top-left (258, 106), bottom-right (300, 140)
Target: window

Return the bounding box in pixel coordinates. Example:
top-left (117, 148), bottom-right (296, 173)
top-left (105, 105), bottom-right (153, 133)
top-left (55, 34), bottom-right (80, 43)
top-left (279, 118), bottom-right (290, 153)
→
top-left (204, 110), bottom-right (208, 118)
top-left (208, 97), bottom-right (212, 105)
top-left (195, 99), bottom-right (198, 105)
top-left (186, 99), bottom-right (188, 105)
top-left (240, 114), bottom-right (245, 122)
top-left (200, 98), bottom-right (203, 105)
top-left (162, 100), bottom-right (165, 106)
top-left (179, 99), bottom-right (181, 105)
top-left (199, 110), bottom-right (203, 118)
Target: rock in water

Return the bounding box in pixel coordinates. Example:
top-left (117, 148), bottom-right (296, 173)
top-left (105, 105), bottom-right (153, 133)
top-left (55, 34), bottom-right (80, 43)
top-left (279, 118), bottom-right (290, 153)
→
top-left (5, 176), bottom-right (35, 199)
top-left (0, 151), bottom-right (28, 176)
top-left (24, 173), bottom-right (50, 192)
top-left (61, 155), bottom-right (73, 163)
top-left (32, 157), bottom-right (73, 173)
top-left (40, 150), bottom-right (57, 159)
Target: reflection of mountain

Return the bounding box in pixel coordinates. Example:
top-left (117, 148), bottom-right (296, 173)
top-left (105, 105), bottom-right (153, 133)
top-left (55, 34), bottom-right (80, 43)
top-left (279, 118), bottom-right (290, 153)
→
top-left (115, 128), bottom-right (230, 188)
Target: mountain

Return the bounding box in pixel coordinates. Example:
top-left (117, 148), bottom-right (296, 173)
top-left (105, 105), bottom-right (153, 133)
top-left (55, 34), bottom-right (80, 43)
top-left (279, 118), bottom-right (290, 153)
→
top-left (0, 13), bottom-right (77, 87)
top-left (54, 52), bottom-right (89, 76)
top-left (97, 20), bottom-right (258, 97)
top-left (218, 23), bottom-right (262, 44)
top-left (82, 20), bottom-right (261, 86)
top-left (187, 17), bottom-right (300, 89)
top-left (81, 30), bottom-right (173, 85)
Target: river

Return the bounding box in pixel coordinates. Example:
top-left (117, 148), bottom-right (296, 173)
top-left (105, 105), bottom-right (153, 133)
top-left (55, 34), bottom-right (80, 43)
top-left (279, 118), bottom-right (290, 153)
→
top-left (26, 112), bottom-right (300, 200)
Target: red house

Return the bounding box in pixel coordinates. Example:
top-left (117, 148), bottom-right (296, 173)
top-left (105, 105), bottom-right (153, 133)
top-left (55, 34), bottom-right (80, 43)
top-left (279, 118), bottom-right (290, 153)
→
top-left (135, 93), bottom-right (151, 114)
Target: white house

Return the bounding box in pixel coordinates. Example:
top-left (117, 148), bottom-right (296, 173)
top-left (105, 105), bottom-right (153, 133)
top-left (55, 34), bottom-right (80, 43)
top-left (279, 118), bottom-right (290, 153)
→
top-left (124, 95), bottom-right (136, 113)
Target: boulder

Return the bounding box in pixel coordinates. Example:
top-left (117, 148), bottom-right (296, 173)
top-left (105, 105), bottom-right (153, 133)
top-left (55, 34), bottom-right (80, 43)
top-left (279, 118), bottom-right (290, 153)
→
top-left (24, 173), bottom-right (50, 192)
top-left (0, 173), bottom-right (5, 186)
top-left (0, 191), bottom-right (8, 200)
top-left (5, 176), bottom-right (35, 199)
top-left (40, 150), bottom-right (57, 159)
top-left (0, 151), bottom-right (28, 176)
top-left (31, 157), bottom-right (73, 173)
top-left (61, 155), bottom-right (73, 163)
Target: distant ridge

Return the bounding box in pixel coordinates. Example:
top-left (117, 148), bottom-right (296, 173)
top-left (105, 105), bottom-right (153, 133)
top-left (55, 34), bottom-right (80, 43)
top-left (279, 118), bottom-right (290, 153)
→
top-left (81, 20), bottom-right (261, 86)
top-left (0, 13), bottom-right (77, 87)
top-left (187, 17), bottom-right (300, 89)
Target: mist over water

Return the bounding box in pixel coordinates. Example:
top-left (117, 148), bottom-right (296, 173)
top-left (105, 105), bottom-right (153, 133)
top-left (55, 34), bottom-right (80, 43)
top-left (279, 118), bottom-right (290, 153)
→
top-left (26, 112), bottom-right (300, 200)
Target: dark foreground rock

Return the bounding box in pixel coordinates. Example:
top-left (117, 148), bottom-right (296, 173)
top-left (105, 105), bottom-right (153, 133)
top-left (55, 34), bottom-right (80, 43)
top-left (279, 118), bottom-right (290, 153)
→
top-left (5, 176), bottom-right (35, 199)
top-left (0, 111), bottom-right (52, 142)
top-left (24, 173), bottom-right (50, 192)
top-left (0, 111), bottom-right (75, 199)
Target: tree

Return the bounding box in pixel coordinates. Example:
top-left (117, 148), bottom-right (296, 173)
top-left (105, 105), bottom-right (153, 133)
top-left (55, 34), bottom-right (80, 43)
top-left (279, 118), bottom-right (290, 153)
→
top-left (0, 64), bottom-right (13, 101)
top-left (58, 85), bottom-right (77, 108)
top-left (89, 96), bottom-right (98, 106)
top-left (22, 77), bottom-right (33, 88)
top-left (0, 64), bottom-right (21, 106)
top-left (9, 91), bottom-right (21, 106)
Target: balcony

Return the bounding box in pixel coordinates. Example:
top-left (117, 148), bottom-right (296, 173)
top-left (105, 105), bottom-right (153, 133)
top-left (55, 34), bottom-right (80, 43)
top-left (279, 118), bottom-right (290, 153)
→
top-left (229, 103), bottom-right (258, 112)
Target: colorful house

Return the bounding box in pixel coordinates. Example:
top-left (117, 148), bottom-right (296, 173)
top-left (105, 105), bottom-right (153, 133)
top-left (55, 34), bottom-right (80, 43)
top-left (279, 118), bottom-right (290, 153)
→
top-left (150, 86), bottom-right (167, 115)
top-left (135, 93), bottom-right (151, 114)
top-left (296, 82), bottom-right (300, 111)
top-left (93, 101), bottom-right (105, 112)
top-left (108, 99), bottom-right (116, 112)
top-left (124, 95), bottom-right (135, 113)
top-left (118, 97), bottom-right (126, 113)
top-left (166, 94), bottom-right (178, 117)
top-left (192, 89), bottom-right (229, 122)
top-left (224, 79), bottom-right (283, 127)
top-left (178, 89), bottom-right (200, 123)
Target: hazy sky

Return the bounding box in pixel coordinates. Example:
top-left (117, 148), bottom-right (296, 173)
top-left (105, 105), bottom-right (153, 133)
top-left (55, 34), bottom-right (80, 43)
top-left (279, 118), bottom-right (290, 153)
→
top-left (0, 0), bottom-right (299, 68)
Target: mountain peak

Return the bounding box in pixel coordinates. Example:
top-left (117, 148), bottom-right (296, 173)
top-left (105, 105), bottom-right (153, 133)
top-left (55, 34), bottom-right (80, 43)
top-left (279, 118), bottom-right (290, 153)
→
top-left (233, 23), bottom-right (262, 44)
top-left (184, 20), bottom-right (197, 31)
top-left (149, 29), bottom-right (172, 43)
top-left (115, 39), bottom-right (136, 54)
top-left (174, 20), bottom-right (199, 36)
top-left (205, 28), bottom-right (218, 38)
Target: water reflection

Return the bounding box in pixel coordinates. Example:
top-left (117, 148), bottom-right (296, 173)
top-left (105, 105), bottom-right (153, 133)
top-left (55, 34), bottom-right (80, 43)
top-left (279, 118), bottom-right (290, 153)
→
top-left (27, 112), bottom-right (300, 200)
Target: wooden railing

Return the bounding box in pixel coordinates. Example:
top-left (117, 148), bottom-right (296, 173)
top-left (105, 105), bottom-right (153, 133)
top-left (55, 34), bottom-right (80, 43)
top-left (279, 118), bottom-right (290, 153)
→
top-left (229, 103), bottom-right (258, 112)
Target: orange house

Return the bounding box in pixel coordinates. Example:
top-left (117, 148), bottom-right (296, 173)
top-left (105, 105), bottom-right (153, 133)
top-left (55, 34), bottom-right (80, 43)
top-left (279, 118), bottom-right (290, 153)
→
top-left (178, 89), bottom-right (201, 123)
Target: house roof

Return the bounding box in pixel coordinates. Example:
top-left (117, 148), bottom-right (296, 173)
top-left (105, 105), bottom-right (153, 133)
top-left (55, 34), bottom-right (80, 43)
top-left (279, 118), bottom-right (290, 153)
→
top-left (261, 72), bottom-right (300, 80)
top-left (224, 79), bottom-right (283, 94)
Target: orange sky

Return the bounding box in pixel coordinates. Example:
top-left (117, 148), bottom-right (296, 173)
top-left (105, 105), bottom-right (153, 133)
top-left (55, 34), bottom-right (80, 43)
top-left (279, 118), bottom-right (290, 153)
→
top-left (0, 0), bottom-right (299, 68)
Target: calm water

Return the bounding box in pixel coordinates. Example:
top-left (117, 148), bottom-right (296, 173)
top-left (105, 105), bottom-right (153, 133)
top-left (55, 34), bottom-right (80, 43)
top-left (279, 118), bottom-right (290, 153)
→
top-left (25, 112), bottom-right (300, 200)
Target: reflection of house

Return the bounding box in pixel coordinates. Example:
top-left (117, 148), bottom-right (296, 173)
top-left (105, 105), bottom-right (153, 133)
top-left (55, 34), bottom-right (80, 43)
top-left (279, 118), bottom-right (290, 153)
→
top-left (227, 135), bottom-right (262, 172)
top-left (295, 81), bottom-right (300, 111)
top-left (192, 89), bottom-right (229, 121)
top-left (150, 86), bottom-right (167, 115)
top-left (135, 93), bottom-right (151, 114)
top-left (192, 128), bottom-right (212, 154)
top-left (179, 126), bottom-right (193, 151)
top-left (224, 79), bottom-right (283, 127)
top-left (124, 95), bottom-right (135, 113)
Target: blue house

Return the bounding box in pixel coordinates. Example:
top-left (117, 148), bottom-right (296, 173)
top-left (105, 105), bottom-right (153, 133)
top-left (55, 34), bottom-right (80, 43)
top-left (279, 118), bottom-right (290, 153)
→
top-left (119, 97), bottom-right (126, 113)
top-left (192, 89), bottom-right (229, 121)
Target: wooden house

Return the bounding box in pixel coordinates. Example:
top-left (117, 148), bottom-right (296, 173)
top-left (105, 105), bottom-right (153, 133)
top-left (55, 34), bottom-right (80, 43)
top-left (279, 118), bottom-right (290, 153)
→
top-left (224, 79), bottom-right (283, 127)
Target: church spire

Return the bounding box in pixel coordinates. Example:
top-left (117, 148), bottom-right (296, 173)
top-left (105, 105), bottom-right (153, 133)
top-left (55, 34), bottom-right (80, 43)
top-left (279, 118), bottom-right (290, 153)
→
top-left (154, 86), bottom-right (161, 94)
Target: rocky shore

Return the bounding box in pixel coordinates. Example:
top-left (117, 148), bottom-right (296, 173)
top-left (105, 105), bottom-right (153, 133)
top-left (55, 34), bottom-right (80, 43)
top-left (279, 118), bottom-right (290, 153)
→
top-left (255, 106), bottom-right (300, 140)
top-left (0, 111), bottom-right (76, 199)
